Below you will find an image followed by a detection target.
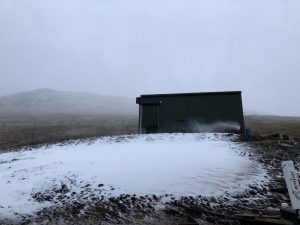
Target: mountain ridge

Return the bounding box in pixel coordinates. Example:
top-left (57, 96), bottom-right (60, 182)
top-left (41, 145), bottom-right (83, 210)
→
top-left (0, 89), bottom-right (137, 116)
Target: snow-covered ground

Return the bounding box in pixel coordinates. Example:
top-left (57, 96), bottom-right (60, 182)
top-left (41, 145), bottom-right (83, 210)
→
top-left (0, 133), bottom-right (267, 219)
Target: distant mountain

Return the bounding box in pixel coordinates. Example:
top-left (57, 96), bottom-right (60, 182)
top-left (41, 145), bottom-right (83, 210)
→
top-left (0, 89), bottom-right (138, 117)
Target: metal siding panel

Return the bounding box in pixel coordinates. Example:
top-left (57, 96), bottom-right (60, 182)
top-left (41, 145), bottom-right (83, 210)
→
top-left (138, 92), bottom-right (245, 134)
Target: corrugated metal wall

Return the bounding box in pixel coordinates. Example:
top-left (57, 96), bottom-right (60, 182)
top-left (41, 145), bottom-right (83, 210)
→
top-left (137, 92), bottom-right (245, 134)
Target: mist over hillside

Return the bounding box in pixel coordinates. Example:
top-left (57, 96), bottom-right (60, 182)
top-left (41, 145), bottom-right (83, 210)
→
top-left (0, 89), bottom-right (138, 117)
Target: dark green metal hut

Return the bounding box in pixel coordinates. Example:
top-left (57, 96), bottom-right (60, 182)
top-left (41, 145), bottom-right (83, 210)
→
top-left (136, 91), bottom-right (245, 134)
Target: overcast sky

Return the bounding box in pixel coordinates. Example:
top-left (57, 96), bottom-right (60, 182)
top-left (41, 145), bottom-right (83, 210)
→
top-left (0, 0), bottom-right (299, 116)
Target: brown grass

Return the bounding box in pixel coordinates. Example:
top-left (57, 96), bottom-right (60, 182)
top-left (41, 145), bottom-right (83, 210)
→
top-left (0, 114), bottom-right (138, 150)
top-left (1, 114), bottom-right (299, 151)
top-left (245, 115), bottom-right (300, 139)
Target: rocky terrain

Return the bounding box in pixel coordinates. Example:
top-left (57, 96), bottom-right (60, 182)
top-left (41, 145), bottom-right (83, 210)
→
top-left (0, 135), bottom-right (298, 225)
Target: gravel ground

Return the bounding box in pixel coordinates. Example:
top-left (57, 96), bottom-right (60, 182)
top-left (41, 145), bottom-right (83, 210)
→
top-left (0, 138), bottom-right (299, 225)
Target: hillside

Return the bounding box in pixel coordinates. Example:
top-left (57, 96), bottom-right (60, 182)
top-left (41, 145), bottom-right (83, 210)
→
top-left (0, 89), bottom-right (139, 149)
top-left (0, 89), bottom-right (137, 117)
top-left (245, 115), bottom-right (300, 139)
top-left (0, 89), bottom-right (300, 150)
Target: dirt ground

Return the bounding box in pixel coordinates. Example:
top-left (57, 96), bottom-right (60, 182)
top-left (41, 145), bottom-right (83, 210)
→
top-left (1, 138), bottom-right (299, 225)
top-left (0, 115), bottom-right (300, 224)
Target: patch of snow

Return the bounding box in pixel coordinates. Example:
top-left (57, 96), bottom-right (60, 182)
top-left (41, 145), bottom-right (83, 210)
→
top-left (0, 133), bottom-right (267, 218)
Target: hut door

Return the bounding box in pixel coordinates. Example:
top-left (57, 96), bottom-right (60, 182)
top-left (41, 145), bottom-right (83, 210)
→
top-left (142, 104), bottom-right (159, 133)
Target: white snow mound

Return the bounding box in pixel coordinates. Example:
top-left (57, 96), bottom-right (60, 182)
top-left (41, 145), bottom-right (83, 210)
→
top-left (0, 133), bottom-right (267, 218)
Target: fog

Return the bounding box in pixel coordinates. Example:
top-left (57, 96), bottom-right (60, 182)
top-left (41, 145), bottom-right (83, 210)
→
top-left (0, 0), bottom-right (299, 116)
